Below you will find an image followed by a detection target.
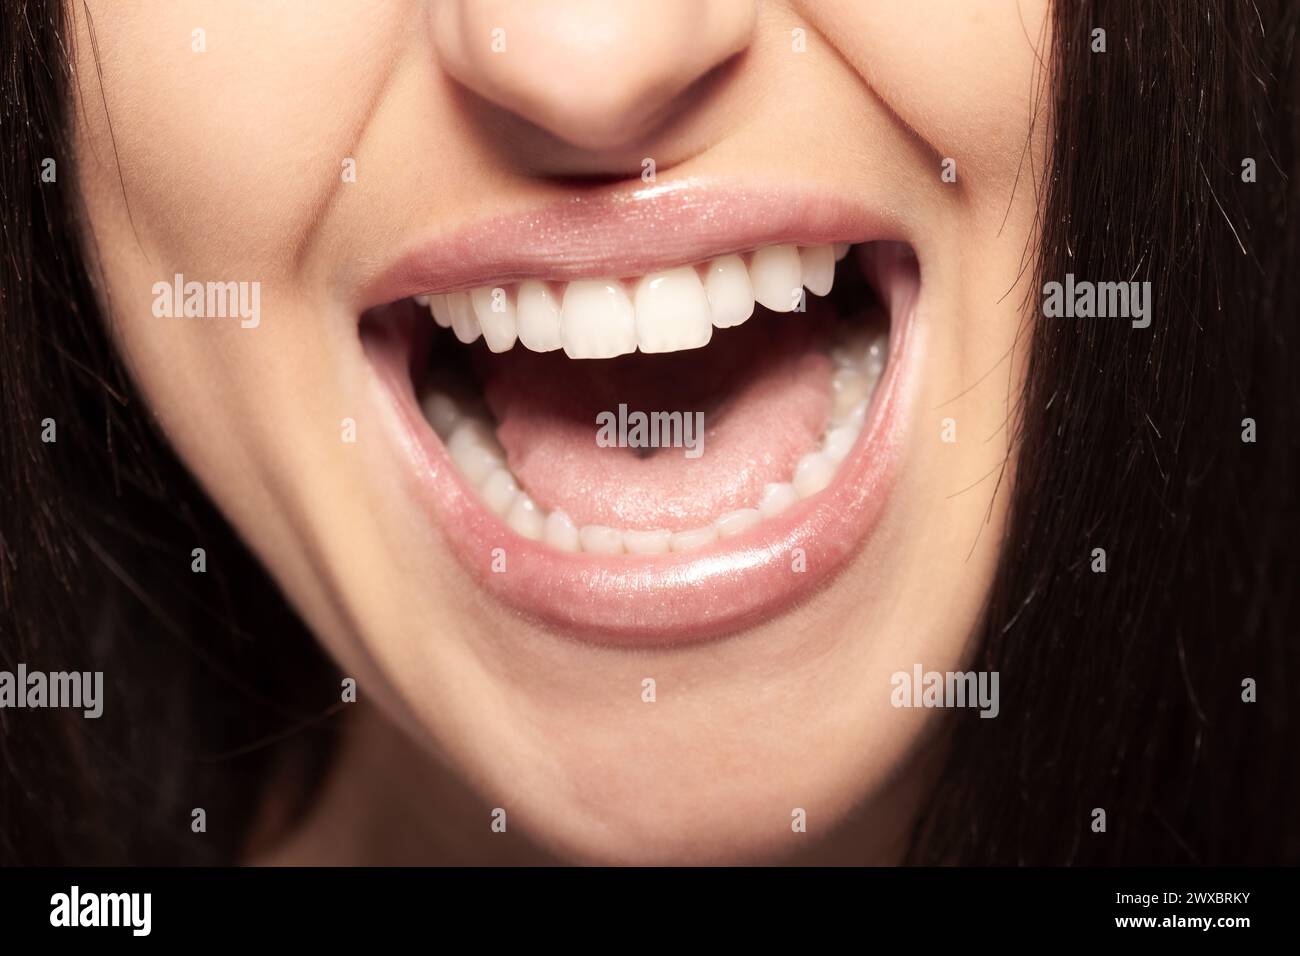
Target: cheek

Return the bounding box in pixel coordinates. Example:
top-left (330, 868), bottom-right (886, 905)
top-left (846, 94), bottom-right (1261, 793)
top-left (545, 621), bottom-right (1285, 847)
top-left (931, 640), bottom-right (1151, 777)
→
top-left (69, 1), bottom-right (414, 540)
top-left (813, 0), bottom-right (1051, 179)
top-left (72, 0), bottom-right (412, 272)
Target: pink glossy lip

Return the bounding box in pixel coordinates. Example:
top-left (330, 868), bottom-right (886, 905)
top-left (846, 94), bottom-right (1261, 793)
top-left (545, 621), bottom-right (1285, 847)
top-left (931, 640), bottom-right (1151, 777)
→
top-left (362, 180), bottom-right (919, 646)
top-left (356, 177), bottom-right (906, 307)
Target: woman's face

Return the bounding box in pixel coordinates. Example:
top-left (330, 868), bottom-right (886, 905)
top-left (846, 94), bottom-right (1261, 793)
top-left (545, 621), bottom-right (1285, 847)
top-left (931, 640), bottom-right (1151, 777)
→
top-left (71, 0), bottom-right (1048, 863)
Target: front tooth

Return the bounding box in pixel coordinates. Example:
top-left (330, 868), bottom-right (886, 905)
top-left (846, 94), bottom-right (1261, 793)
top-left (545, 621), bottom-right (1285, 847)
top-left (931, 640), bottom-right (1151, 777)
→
top-left (479, 468), bottom-right (520, 516)
top-left (800, 245), bottom-right (836, 297)
top-left (446, 420), bottom-right (504, 486)
top-left (544, 510), bottom-right (581, 552)
top-left (702, 255), bottom-right (755, 329)
top-left (447, 292), bottom-right (481, 344)
top-left (792, 450), bottom-right (836, 497)
top-left (414, 294), bottom-right (431, 307)
top-left (561, 279), bottom-right (637, 359)
top-left (429, 294), bottom-right (452, 328)
top-left (623, 528), bottom-right (672, 554)
top-left (749, 244), bottom-right (803, 312)
top-left (670, 526), bottom-right (717, 552)
top-left (516, 280), bottom-right (563, 352)
top-left (757, 482), bottom-right (799, 518)
top-left (833, 242), bottom-right (851, 261)
top-left (715, 508), bottom-right (762, 538)
top-left (506, 493), bottom-right (546, 541)
top-left (634, 267), bottom-right (712, 353)
top-left (471, 285), bottom-right (518, 353)
top-left (578, 525), bottom-right (624, 554)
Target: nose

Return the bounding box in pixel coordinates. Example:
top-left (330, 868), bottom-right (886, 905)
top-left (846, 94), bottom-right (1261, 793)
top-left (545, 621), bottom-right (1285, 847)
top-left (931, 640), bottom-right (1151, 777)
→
top-left (431, 0), bottom-right (757, 152)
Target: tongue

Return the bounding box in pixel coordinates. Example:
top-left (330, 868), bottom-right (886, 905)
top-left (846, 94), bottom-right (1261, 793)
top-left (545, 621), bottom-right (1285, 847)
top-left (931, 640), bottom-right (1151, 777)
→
top-left (475, 313), bottom-right (832, 530)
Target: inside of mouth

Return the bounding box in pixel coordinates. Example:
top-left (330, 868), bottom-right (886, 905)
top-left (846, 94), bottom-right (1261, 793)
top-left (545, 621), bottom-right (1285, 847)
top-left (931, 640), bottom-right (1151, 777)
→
top-left (367, 241), bottom-right (912, 555)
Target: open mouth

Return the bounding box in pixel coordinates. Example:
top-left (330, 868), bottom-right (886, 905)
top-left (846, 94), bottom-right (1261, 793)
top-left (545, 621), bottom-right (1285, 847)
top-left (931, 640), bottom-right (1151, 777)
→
top-left (360, 188), bottom-right (919, 645)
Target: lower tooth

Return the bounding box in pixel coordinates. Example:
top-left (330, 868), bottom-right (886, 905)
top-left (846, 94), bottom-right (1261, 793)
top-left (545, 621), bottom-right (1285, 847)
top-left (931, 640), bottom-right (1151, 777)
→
top-left (670, 526), bottom-right (718, 552)
top-left (831, 368), bottom-right (873, 419)
top-left (831, 328), bottom-right (872, 367)
top-left (792, 451), bottom-right (837, 497)
top-left (480, 468), bottom-right (520, 516)
top-left (835, 398), bottom-right (870, 432)
top-left (420, 391), bottom-right (461, 439)
top-left (544, 510), bottom-right (581, 552)
top-left (578, 525), bottom-right (624, 554)
top-left (866, 339), bottom-right (886, 379)
top-left (447, 420), bottom-right (504, 486)
top-left (715, 508), bottom-right (762, 538)
top-left (757, 482), bottom-right (799, 518)
top-left (623, 528), bottom-right (672, 555)
top-left (823, 424), bottom-right (858, 464)
top-left (425, 301), bottom-right (886, 548)
top-left (507, 493), bottom-right (546, 540)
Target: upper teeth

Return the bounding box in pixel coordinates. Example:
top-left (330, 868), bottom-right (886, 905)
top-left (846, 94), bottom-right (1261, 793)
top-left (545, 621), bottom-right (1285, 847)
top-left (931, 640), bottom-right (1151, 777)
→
top-left (422, 242), bottom-right (851, 358)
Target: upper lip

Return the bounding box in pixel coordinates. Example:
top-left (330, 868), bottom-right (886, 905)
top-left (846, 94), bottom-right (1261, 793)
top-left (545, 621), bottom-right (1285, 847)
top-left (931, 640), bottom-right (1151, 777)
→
top-left (354, 176), bottom-right (907, 311)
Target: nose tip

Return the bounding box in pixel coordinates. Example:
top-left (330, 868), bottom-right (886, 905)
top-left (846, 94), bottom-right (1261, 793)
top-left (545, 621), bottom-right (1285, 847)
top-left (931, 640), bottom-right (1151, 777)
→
top-left (432, 0), bottom-right (756, 152)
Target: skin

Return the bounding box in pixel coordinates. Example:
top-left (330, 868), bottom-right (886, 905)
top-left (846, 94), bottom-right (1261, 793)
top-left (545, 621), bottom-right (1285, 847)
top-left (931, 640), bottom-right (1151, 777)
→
top-left (70, 0), bottom-right (1050, 864)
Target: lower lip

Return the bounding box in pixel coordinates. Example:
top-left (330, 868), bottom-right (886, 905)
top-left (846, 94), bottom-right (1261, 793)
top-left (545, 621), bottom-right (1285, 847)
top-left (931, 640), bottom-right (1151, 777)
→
top-left (369, 285), bottom-right (916, 648)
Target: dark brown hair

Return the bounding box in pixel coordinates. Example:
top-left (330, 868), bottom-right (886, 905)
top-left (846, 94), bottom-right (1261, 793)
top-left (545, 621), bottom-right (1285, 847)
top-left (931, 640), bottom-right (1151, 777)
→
top-left (909, 1), bottom-right (1300, 863)
top-left (1, 1), bottom-right (338, 864)
top-left (2, 1), bottom-right (1297, 864)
